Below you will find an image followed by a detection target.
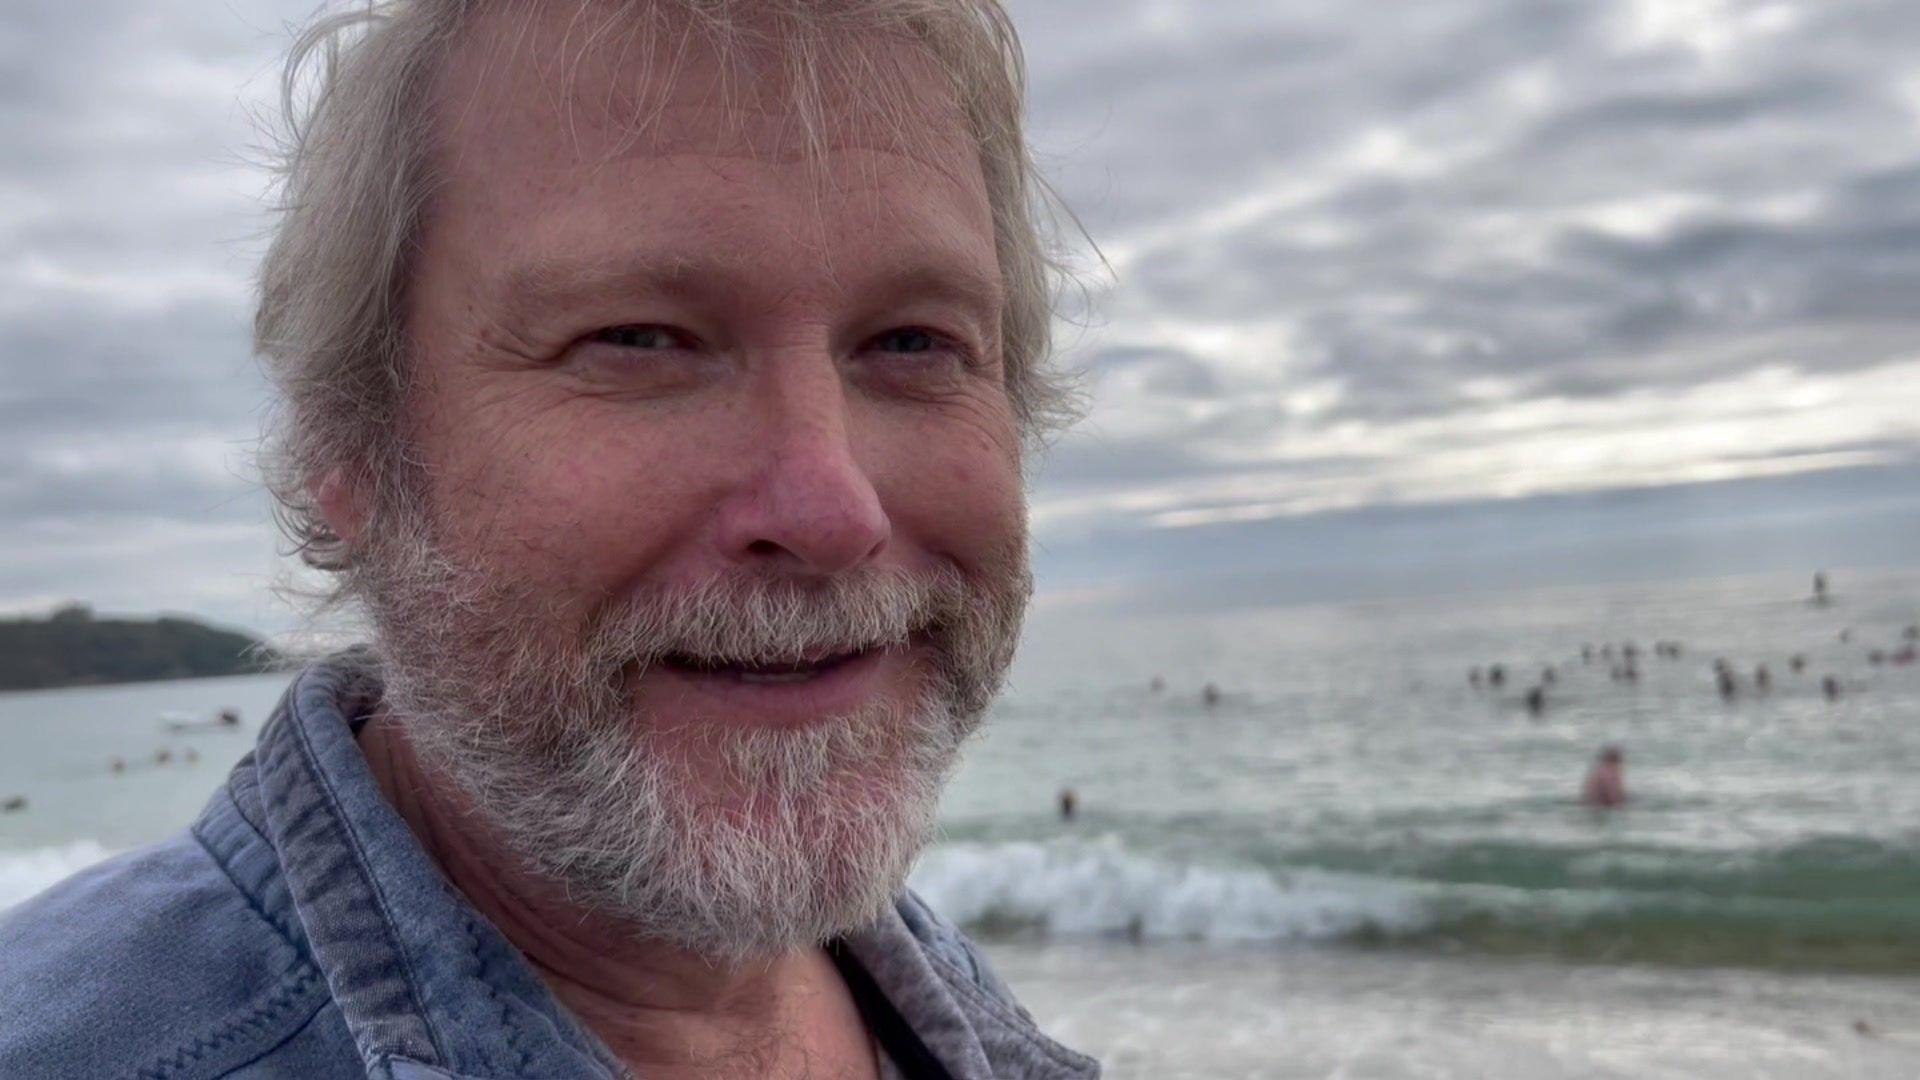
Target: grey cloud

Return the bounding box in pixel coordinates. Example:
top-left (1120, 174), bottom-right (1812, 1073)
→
top-left (6, 0), bottom-right (1920, 629)
top-left (1039, 431), bottom-right (1351, 493)
top-left (0, 0), bottom-right (303, 627)
top-left (1020, 0), bottom-right (1604, 227)
top-left (0, 293), bottom-right (264, 467)
top-left (1522, 77), bottom-right (1856, 151)
top-left (1058, 0), bottom-right (1920, 431)
top-left (0, 465), bottom-right (257, 530)
top-left (1086, 346), bottom-right (1227, 399)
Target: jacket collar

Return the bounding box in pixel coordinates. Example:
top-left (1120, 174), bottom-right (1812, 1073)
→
top-left (252, 657), bottom-right (627, 1080)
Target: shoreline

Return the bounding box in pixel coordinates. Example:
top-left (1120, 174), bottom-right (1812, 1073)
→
top-left (985, 938), bottom-right (1920, 1079)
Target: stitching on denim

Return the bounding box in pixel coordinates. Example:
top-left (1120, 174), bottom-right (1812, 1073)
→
top-left (190, 810), bottom-right (303, 954)
top-left (224, 757), bottom-right (267, 836)
top-left (465, 914), bottom-right (535, 1073)
top-left (129, 964), bottom-right (324, 1080)
top-left (211, 990), bottom-right (342, 1079)
top-left (282, 683), bottom-right (450, 1063)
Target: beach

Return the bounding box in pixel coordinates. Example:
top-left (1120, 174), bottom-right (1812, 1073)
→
top-left (4, 567), bottom-right (1918, 1075)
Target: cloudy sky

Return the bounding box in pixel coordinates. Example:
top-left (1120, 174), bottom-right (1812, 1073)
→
top-left (3, 0), bottom-right (1918, 633)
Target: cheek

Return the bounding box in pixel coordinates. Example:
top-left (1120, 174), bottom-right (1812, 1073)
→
top-left (414, 383), bottom-right (711, 592)
top-left (877, 412), bottom-right (1025, 569)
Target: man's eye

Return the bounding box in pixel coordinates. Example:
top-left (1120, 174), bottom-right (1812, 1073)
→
top-left (869, 327), bottom-right (942, 355)
top-left (590, 324), bottom-right (687, 350)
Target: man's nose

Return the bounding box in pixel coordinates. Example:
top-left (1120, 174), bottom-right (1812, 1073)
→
top-left (714, 366), bottom-right (890, 576)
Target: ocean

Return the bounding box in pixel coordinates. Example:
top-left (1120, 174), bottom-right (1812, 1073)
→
top-left (4, 569), bottom-right (1919, 1077)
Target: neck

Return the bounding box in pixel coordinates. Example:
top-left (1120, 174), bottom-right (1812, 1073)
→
top-left (358, 712), bottom-right (872, 1077)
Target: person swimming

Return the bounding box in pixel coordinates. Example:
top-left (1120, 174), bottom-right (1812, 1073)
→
top-left (1715, 659), bottom-right (1738, 701)
top-left (1582, 746), bottom-right (1627, 809)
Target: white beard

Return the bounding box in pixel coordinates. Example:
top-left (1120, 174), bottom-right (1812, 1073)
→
top-left (356, 503), bottom-right (1026, 961)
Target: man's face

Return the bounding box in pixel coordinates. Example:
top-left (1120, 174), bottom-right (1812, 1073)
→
top-left (353, 10), bottom-right (1030, 955)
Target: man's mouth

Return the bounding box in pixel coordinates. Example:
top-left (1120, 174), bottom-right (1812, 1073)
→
top-left (658, 647), bottom-right (871, 684)
top-left (639, 635), bottom-right (925, 726)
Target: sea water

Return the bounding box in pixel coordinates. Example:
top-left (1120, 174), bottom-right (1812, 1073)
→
top-left (4, 569), bottom-right (1918, 1076)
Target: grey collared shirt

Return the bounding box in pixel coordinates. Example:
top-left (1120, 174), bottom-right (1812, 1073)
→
top-left (0, 658), bottom-right (1099, 1079)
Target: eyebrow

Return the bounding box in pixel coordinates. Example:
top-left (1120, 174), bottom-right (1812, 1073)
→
top-left (875, 261), bottom-right (1006, 327)
top-left (491, 250), bottom-right (724, 328)
top-left (488, 248), bottom-right (1005, 330)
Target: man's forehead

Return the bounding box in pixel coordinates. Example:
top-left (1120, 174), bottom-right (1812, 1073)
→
top-left (417, 3), bottom-right (1001, 316)
top-left (434, 3), bottom-right (980, 177)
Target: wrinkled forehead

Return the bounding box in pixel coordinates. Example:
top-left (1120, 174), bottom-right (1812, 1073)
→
top-left (432, 2), bottom-right (985, 189)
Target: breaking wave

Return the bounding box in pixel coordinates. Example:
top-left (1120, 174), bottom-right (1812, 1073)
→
top-left (909, 833), bottom-right (1920, 971)
top-left (13, 832), bottom-right (1918, 971)
top-left (913, 834), bottom-right (1425, 943)
top-left (0, 841), bottom-right (113, 913)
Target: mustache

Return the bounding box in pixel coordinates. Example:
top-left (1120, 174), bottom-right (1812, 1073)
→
top-left (576, 565), bottom-right (984, 671)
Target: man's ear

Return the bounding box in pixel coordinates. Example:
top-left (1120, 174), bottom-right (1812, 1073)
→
top-left (310, 467), bottom-right (368, 547)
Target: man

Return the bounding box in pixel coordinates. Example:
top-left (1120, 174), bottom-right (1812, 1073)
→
top-left (0, 2), bottom-right (1095, 1077)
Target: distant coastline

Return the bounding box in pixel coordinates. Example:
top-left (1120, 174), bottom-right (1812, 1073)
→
top-left (0, 604), bottom-right (281, 692)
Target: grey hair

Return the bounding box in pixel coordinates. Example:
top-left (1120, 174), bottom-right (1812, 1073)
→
top-left (254, 0), bottom-right (1080, 597)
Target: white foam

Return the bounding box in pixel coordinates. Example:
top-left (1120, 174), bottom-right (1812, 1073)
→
top-left (910, 834), bottom-right (1429, 943)
top-left (0, 841), bottom-right (114, 913)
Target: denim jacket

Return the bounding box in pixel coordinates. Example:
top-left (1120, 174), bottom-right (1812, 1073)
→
top-left (0, 660), bottom-right (1099, 1079)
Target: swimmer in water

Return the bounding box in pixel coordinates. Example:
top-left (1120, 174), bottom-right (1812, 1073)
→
top-left (1582, 746), bottom-right (1627, 809)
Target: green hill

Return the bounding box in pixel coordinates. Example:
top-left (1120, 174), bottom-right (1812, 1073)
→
top-left (0, 604), bottom-right (279, 691)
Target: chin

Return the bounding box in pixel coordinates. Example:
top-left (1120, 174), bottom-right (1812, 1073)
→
top-left (592, 763), bottom-right (943, 960)
top-left (448, 691), bottom-right (965, 960)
